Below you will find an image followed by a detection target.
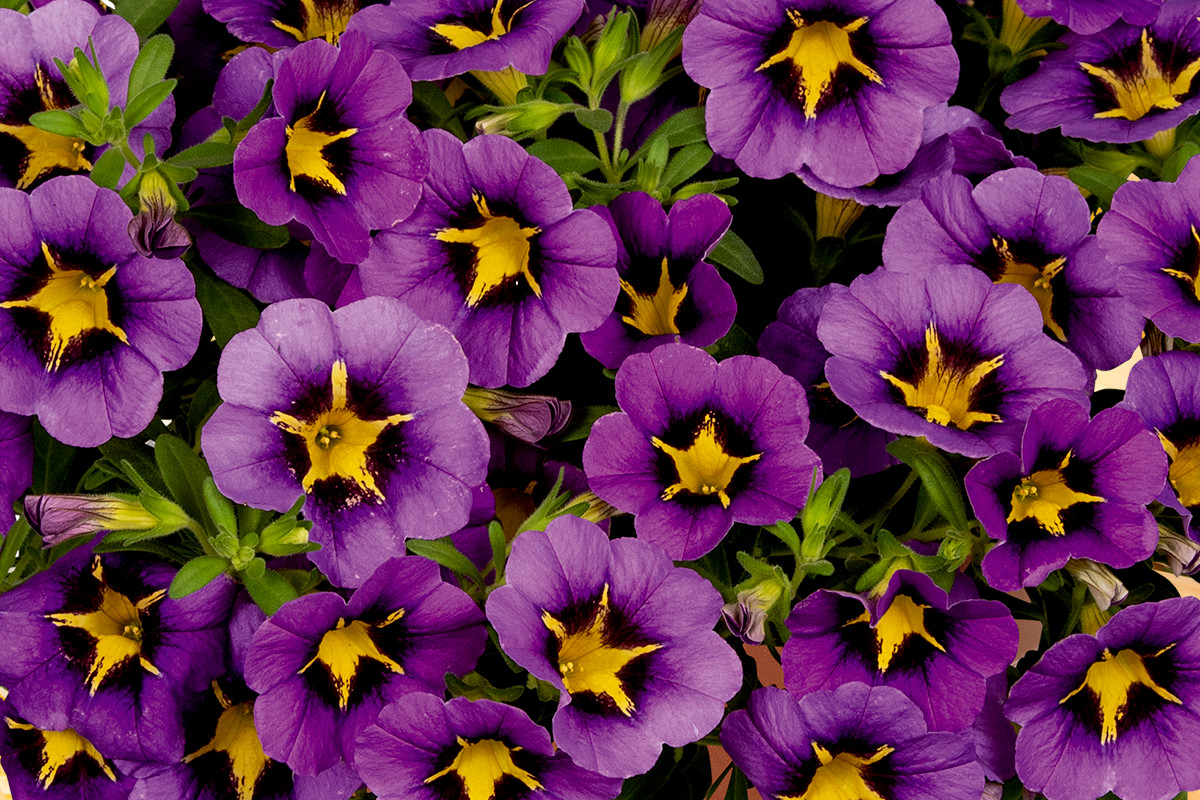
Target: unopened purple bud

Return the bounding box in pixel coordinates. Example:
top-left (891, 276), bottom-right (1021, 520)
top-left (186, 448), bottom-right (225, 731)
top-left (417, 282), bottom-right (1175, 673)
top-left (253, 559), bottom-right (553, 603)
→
top-left (24, 494), bottom-right (162, 546)
top-left (463, 387), bottom-right (572, 444)
top-left (128, 171), bottom-right (191, 259)
top-left (721, 582), bottom-right (785, 645)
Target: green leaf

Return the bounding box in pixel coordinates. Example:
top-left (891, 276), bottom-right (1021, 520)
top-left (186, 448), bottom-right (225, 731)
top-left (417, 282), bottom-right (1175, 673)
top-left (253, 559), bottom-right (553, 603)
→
top-left (885, 437), bottom-right (970, 532)
top-left (558, 405), bottom-right (618, 442)
top-left (167, 140), bottom-right (236, 170)
top-left (154, 434), bottom-right (214, 531)
top-left (703, 323), bottom-right (755, 359)
top-left (89, 147), bottom-right (126, 190)
top-left (186, 377), bottom-right (222, 436)
top-left (632, 107), bottom-right (706, 164)
top-left (659, 143), bottom-right (713, 191)
top-left (203, 478), bottom-right (238, 537)
top-left (29, 110), bottom-right (89, 140)
top-left (707, 229), bottom-right (764, 285)
top-left (526, 138), bottom-right (602, 176)
top-left (128, 34), bottom-right (174, 99)
top-left (189, 263), bottom-right (261, 347)
top-left (1161, 143), bottom-right (1200, 182)
top-left (243, 567), bottom-right (299, 615)
top-left (32, 422), bottom-right (76, 494)
top-left (574, 107), bottom-right (613, 133)
top-left (124, 79), bottom-right (176, 128)
top-left (405, 537), bottom-right (485, 587)
top-left (1067, 166), bottom-right (1128, 208)
top-left (184, 203), bottom-right (290, 249)
top-left (169, 555), bottom-right (228, 599)
top-left (115, 0), bottom-right (181, 39)
top-left (670, 177), bottom-right (738, 202)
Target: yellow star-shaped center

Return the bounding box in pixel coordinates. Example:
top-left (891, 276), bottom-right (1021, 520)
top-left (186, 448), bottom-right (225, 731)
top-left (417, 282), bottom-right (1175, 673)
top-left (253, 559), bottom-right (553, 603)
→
top-left (435, 191), bottom-right (542, 307)
top-left (620, 257), bottom-right (689, 336)
top-left (1061, 646), bottom-right (1181, 744)
top-left (652, 410), bottom-right (761, 508)
top-left (298, 610), bottom-right (406, 709)
top-left (431, 0), bottom-right (534, 50)
top-left (1007, 451), bottom-right (1106, 536)
top-left (271, 0), bottom-right (358, 44)
top-left (424, 737), bottom-right (544, 800)
top-left (780, 742), bottom-right (894, 800)
top-left (992, 236), bottom-right (1068, 341)
top-left (285, 91), bottom-right (357, 195)
top-left (1080, 29), bottom-right (1200, 121)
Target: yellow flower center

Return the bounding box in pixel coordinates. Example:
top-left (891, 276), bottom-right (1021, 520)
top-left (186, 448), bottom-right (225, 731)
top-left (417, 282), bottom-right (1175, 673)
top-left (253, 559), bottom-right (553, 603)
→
top-left (431, 0), bottom-right (534, 50)
top-left (1060, 646), bottom-right (1181, 744)
top-left (1007, 451), bottom-right (1106, 536)
top-left (652, 410), bottom-right (761, 509)
top-left (620, 257), bottom-right (688, 336)
top-left (880, 323), bottom-right (1004, 431)
top-left (424, 737), bottom-right (544, 800)
top-left (434, 192), bottom-right (542, 307)
top-left (779, 742), bottom-right (894, 800)
top-left (298, 611), bottom-right (406, 709)
top-left (285, 91), bottom-right (357, 195)
top-left (992, 236), bottom-right (1067, 341)
top-left (271, 0), bottom-right (358, 43)
top-left (541, 585), bottom-right (662, 716)
top-left (184, 684), bottom-right (271, 800)
top-left (845, 593), bottom-right (946, 673)
top-left (0, 65), bottom-right (91, 189)
top-left (1157, 430), bottom-right (1200, 509)
top-left (5, 719), bottom-right (116, 789)
top-left (757, 10), bottom-right (883, 119)
top-left (1080, 29), bottom-right (1200, 121)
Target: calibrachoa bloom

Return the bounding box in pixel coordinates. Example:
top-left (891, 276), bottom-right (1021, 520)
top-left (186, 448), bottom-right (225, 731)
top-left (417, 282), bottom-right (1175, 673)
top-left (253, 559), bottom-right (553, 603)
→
top-left (1099, 158), bottom-right (1200, 342)
top-left (206, 0), bottom-right (382, 48)
top-left (1001, 1), bottom-right (1200, 143)
top-left (355, 694), bottom-right (623, 800)
top-left (580, 191), bottom-right (735, 369)
top-left (0, 176), bottom-right (202, 448)
top-left (359, 130), bottom-right (618, 388)
top-left (245, 557), bottom-right (487, 776)
top-left (486, 516), bottom-right (742, 778)
top-left (884, 169), bottom-right (1143, 372)
top-left (0, 410), bottom-right (32, 530)
top-left (817, 265), bottom-right (1090, 458)
top-left (233, 31), bottom-right (427, 265)
top-left (783, 570), bottom-right (1018, 732)
top-left (965, 399), bottom-right (1165, 591)
top-left (583, 343), bottom-right (821, 560)
top-left (202, 296), bottom-right (489, 587)
top-left (1005, 596), bottom-right (1200, 800)
top-left (721, 683), bottom-right (984, 800)
top-left (1017, 0), bottom-right (1162, 35)
top-left (681, 0), bottom-right (957, 186)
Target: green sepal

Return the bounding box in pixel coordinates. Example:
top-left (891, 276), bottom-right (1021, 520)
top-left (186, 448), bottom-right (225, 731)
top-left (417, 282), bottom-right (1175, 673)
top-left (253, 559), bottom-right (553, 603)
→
top-left (243, 567), bottom-right (300, 615)
top-left (487, 520), bottom-right (507, 584)
top-left (90, 147), bottom-right (126, 190)
top-left (618, 26), bottom-right (684, 104)
top-left (707, 229), bottom-right (764, 285)
top-left (561, 37), bottom-right (593, 90)
top-left (885, 437), bottom-right (969, 532)
top-left (169, 555), bottom-right (229, 599)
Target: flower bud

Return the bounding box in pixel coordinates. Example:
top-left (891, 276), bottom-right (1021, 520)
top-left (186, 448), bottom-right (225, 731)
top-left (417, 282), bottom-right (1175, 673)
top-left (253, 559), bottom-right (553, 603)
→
top-left (129, 170), bottom-right (191, 259)
top-left (721, 579), bottom-right (786, 645)
top-left (463, 386), bottom-right (572, 444)
top-left (1065, 559), bottom-right (1128, 611)
top-left (24, 493), bottom-right (187, 546)
top-left (1157, 526), bottom-right (1200, 576)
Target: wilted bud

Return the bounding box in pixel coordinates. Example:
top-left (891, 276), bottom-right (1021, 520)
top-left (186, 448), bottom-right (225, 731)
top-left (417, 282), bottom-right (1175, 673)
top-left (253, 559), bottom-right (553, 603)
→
top-left (463, 386), bottom-right (572, 444)
top-left (1157, 526), bottom-right (1200, 576)
top-left (721, 579), bottom-right (785, 645)
top-left (129, 170), bottom-right (191, 259)
top-left (1065, 559), bottom-right (1128, 611)
top-left (24, 493), bottom-right (188, 546)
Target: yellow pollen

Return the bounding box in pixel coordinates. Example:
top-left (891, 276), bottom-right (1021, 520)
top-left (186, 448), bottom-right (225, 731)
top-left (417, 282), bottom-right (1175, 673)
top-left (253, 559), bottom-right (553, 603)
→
top-left (541, 585), bottom-right (662, 716)
top-left (271, 0), bottom-right (358, 43)
top-left (431, 0), bottom-right (534, 50)
top-left (1060, 646), bottom-right (1181, 744)
top-left (1161, 225), bottom-right (1200, 302)
top-left (184, 684), bottom-right (270, 800)
top-left (779, 742), bottom-right (894, 800)
top-left (270, 360), bottom-right (412, 501)
top-left (880, 323), bottom-right (1003, 431)
top-left (651, 410), bottom-right (761, 508)
top-left (620, 257), bottom-right (688, 336)
top-left (992, 236), bottom-right (1068, 341)
top-left (0, 242), bottom-right (129, 372)
top-left (756, 10), bottom-right (882, 119)
top-left (845, 594), bottom-right (946, 673)
top-left (434, 191), bottom-right (541, 307)
top-left (284, 91), bottom-right (356, 195)
top-left (298, 612), bottom-right (405, 710)
top-left (5, 719), bottom-right (116, 788)
top-left (424, 737), bottom-right (544, 800)
top-left (1080, 29), bottom-right (1200, 121)
top-left (46, 558), bottom-right (164, 694)
top-left (1157, 431), bottom-right (1200, 509)
top-left (1007, 451), bottom-right (1105, 536)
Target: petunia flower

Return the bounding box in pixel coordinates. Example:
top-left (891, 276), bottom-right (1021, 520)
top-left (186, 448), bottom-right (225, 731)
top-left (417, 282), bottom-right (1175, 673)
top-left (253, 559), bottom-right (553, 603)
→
top-left (1016, 0), bottom-right (1162, 35)
top-left (0, 411), bottom-right (32, 532)
top-left (355, 694), bottom-right (623, 800)
top-left (359, 130), bottom-right (618, 389)
top-left (1006, 596), bottom-right (1200, 800)
top-left (681, 0), bottom-right (958, 186)
top-left (205, 0), bottom-right (383, 48)
top-left (965, 399), bottom-right (1165, 591)
top-left (583, 342), bottom-right (821, 560)
top-left (486, 516), bottom-right (742, 778)
top-left (202, 296), bottom-right (489, 588)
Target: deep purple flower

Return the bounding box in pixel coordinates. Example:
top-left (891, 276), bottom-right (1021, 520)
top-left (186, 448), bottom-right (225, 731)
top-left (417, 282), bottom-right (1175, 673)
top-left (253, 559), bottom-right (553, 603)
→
top-left (817, 265), bottom-right (1091, 458)
top-left (1017, 0), bottom-right (1162, 36)
top-left (1006, 596), bottom-right (1200, 800)
top-left (0, 410), bottom-right (32, 531)
top-left (359, 130), bottom-right (618, 388)
top-left (205, 0), bottom-right (383, 48)
top-left (487, 516), bottom-right (742, 778)
top-left (965, 399), bottom-right (1165, 591)
top-left (721, 683), bottom-right (984, 800)
top-left (245, 557), bottom-right (487, 776)
top-left (759, 284), bottom-right (896, 476)
top-left (583, 343), bottom-right (821, 560)
top-left (579, 191), bottom-right (735, 369)
top-left (1001, 2), bottom-right (1200, 143)
top-left (783, 570), bottom-right (1018, 732)
top-left (682, 0), bottom-right (957, 186)
top-left (883, 169), bottom-right (1143, 372)
top-left (234, 32), bottom-right (427, 265)
top-left (202, 296), bottom-right (489, 588)
top-left (355, 694), bottom-right (623, 800)
top-left (0, 177), bottom-right (202, 448)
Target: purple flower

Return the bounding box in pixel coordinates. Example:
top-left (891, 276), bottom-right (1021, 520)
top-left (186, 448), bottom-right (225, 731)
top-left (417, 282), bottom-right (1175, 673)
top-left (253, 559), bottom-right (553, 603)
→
top-left (817, 265), bottom-right (1091, 458)
top-left (0, 176), bottom-right (202, 448)
top-left (1017, 0), bottom-right (1162, 36)
top-left (205, 0), bottom-right (383, 48)
top-left (233, 32), bottom-right (427, 265)
top-left (583, 343), bottom-right (821, 560)
top-left (883, 169), bottom-right (1143, 372)
top-left (1001, 2), bottom-right (1200, 143)
top-left (579, 191), bottom-right (735, 369)
top-left (721, 683), bottom-right (984, 800)
top-left (0, 410), bottom-right (32, 531)
top-left (202, 296), bottom-right (489, 588)
top-left (486, 516), bottom-right (742, 778)
top-left (359, 130), bottom-right (618, 388)
top-left (1006, 596), bottom-right (1200, 800)
top-left (783, 570), bottom-right (1018, 732)
top-left (245, 557), bottom-right (487, 776)
top-left (965, 399), bottom-right (1165, 591)
top-left (682, 0), bottom-right (957, 186)
top-left (355, 694), bottom-right (623, 800)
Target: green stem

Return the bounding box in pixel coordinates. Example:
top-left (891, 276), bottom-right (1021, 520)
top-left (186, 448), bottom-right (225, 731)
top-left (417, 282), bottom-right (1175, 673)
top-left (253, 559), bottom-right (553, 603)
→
top-left (187, 519), bottom-right (219, 558)
top-left (611, 101), bottom-right (630, 176)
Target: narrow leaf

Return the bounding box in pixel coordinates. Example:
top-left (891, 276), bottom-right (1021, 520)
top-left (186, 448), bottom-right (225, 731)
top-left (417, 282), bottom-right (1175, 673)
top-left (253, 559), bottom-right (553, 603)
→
top-left (128, 34), bottom-right (174, 99)
top-left (90, 147), bottom-right (126, 190)
top-left (29, 110), bottom-right (89, 139)
top-left (189, 263), bottom-right (261, 347)
top-left (154, 433), bottom-right (214, 531)
top-left (124, 79), bottom-right (176, 128)
top-left (183, 203), bottom-right (290, 249)
top-left (115, 0), bottom-right (182, 39)
top-left (885, 437), bottom-right (970, 532)
top-left (659, 143), bottom-right (713, 191)
top-left (707, 229), bottom-right (764, 285)
top-left (169, 555), bottom-right (228, 599)
top-left (167, 140), bottom-right (236, 170)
